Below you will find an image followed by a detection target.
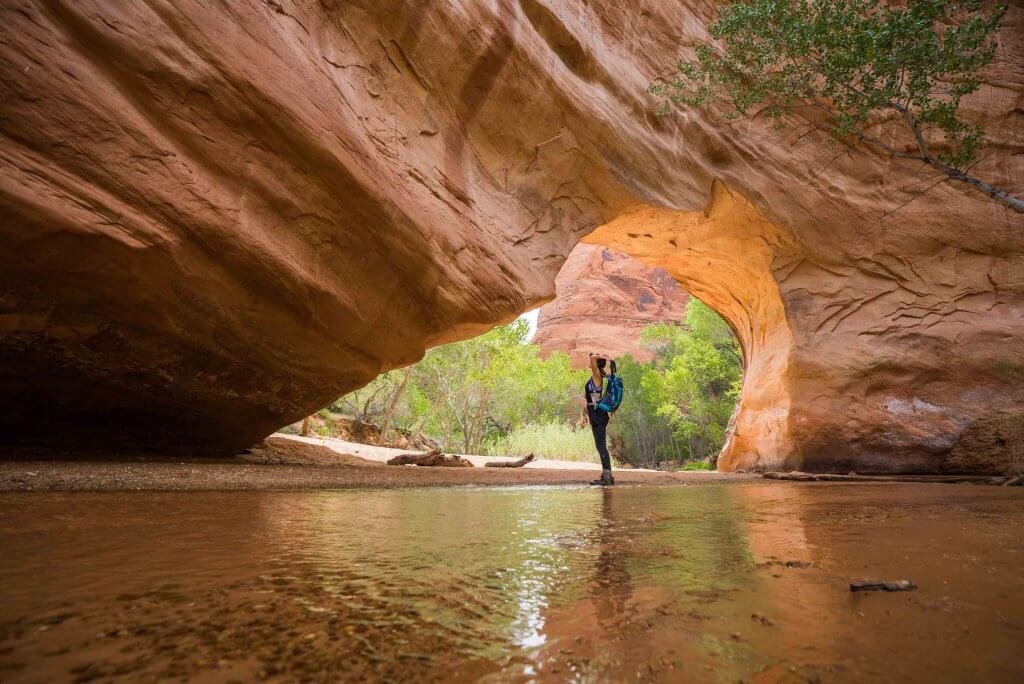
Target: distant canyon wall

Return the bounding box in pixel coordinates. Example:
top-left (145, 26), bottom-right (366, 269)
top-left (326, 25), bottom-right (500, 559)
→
top-left (533, 244), bottom-right (689, 367)
top-left (1, 1), bottom-right (1022, 471)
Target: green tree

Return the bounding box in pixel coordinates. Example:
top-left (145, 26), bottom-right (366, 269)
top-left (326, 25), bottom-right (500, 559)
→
top-left (612, 353), bottom-right (682, 468)
top-left (612, 300), bottom-right (743, 467)
top-left (650, 0), bottom-right (1021, 213)
top-left (332, 370), bottom-right (409, 425)
top-left (341, 319), bottom-right (586, 454)
top-left (641, 303), bottom-right (743, 462)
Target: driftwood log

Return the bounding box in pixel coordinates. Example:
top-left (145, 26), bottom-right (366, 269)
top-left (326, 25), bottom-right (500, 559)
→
top-left (386, 448), bottom-right (474, 468)
top-left (484, 453), bottom-right (536, 468)
top-left (850, 580), bottom-right (916, 592)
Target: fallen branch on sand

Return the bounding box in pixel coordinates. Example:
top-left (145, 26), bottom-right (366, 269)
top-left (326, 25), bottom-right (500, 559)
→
top-left (386, 448), bottom-right (474, 468)
top-left (850, 580), bottom-right (916, 593)
top-left (484, 453), bottom-right (535, 468)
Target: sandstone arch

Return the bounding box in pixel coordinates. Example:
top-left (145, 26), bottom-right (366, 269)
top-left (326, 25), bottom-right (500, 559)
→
top-left (584, 176), bottom-right (1024, 472)
top-left (1, 1), bottom-right (1021, 470)
top-left (583, 183), bottom-right (796, 472)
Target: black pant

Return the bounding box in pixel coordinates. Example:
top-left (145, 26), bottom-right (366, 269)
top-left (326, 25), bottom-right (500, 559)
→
top-left (588, 406), bottom-right (611, 470)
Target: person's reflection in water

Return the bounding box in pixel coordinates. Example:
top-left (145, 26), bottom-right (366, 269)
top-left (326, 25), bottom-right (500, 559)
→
top-left (592, 488), bottom-right (634, 634)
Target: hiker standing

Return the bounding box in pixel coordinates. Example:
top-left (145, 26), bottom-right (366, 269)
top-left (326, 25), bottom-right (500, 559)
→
top-left (586, 353), bottom-right (623, 486)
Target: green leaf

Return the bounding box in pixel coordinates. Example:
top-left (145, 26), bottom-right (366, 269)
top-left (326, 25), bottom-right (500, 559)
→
top-left (650, 0), bottom-right (1006, 171)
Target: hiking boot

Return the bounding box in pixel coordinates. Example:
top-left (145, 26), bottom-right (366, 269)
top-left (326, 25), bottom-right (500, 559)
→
top-left (590, 469), bottom-right (615, 486)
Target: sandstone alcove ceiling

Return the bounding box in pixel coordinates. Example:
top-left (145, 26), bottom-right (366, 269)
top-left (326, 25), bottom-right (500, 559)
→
top-left (1, 1), bottom-right (1022, 471)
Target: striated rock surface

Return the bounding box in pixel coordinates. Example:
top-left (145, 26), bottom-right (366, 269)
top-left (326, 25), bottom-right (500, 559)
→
top-left (586, 180), bottom-right (1024, 474)
top-left (1, 1), bottom-right (1022, 470)
top-left (533, 244), bottom-right (688, 366)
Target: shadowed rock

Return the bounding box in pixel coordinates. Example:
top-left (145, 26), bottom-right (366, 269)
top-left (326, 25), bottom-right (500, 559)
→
top-left (0, 1), bottom-right (1021, 470)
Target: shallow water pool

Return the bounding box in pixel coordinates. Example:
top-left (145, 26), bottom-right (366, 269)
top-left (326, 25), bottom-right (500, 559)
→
top-left (1, 483), bottom-right (1022, 682)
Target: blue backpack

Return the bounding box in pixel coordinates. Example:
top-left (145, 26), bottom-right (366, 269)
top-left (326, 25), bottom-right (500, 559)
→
top-left (598, 374), bottom-right (624, 413)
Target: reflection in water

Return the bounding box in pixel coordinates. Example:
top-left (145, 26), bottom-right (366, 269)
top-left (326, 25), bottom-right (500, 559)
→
top-left (1, 484), bottom-right (1023, 682)
top-left (594, 489), bottom-right (634, 630)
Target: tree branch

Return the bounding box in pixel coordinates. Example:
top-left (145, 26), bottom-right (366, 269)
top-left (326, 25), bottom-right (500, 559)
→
top-left (853, 127), bottom-right (1024, 213)
top-left (927, 158), bottom-right (1024, 213)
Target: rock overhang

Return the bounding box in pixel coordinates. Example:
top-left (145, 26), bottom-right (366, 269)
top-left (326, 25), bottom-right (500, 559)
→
top-left (0, 1), bottom-right (1021, 470)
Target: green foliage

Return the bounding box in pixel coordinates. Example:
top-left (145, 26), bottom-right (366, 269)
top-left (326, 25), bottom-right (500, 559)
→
top-left (611, 353), bottom-right (684, 468)
top-left (331, 302), bottom-right (741, 467)
top-left (678, 460), bottom-right (714, 471)
top-left (485, 421), bottom-right (601, 463)
top-left (331, 370), bottom-right (407, 423)
top-left (613, 300), bottom-right (743, 467)
top-left (651, 0), bottom-right (1008, 175)
top-left (334, 319), bottom-right (587, 455)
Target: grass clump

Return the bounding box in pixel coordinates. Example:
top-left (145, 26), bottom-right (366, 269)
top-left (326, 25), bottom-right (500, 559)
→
top-left (678, 460), bottom-right (713, 471)
top-left (486, 422), bottom-right (600, 463)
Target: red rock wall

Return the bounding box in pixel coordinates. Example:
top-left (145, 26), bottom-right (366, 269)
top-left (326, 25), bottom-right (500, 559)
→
top-left (533, 244), bottom-right (689, 366)
top-left (1, 1), bottom-right (1022, 471)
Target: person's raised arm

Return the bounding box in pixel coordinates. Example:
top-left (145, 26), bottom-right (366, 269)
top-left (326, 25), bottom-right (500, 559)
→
top-left (588, 353), bottom-right (603, 388)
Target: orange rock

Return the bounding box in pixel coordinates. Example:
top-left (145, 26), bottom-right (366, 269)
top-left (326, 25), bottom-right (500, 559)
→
top-left (586, 182), bottom-right (1024, 474)
top-left (0, 2), bottom-right (1021, 471)
top-left (533, 244), bottom-right (688, 366)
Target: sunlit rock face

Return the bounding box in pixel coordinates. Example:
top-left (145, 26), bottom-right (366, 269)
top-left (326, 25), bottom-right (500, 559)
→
top-left (584, 186), bottom-right (796, 472)
top-left (1, 1), bottom-right (1022, 468)
top-left (586, 182), bottom-right (1024, 474)
top-left (533, 244), bottom-right (688, 366)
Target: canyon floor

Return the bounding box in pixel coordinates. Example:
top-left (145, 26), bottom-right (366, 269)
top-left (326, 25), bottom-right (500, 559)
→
top-left (2, 435), bottom-right (1016, 492)
top-left (0, 434), bottom-right (748, 491)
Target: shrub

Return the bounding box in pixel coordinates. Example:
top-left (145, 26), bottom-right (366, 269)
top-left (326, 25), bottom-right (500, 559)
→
top-left (678, 460), bottom-right (714, 471)
top-left (614, 300), bottom-right (742, 468)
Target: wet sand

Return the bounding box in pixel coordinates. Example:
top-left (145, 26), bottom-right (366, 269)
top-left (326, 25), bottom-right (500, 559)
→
top-left (0, 436), bottom-right (745, 491)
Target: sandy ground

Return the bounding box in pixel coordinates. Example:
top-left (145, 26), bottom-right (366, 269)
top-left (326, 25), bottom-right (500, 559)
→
top-left (280, 433), bottom-right (646, 470)
top-left (0, 434), bottom-right (750, 492)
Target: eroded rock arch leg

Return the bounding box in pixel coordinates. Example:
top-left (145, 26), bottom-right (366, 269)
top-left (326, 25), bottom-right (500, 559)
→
top-left (584, 183), bottom-right (797, 472)
top-left (584, 183), bottom-right (1024, 474)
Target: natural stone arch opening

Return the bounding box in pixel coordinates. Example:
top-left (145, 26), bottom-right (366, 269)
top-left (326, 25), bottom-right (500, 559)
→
top-left (580, 182), bottom-right (797, 472)
top-left (0, 0), bottom-right (1019, 472)
top-left (531, 237), bottom-right (745, 469)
